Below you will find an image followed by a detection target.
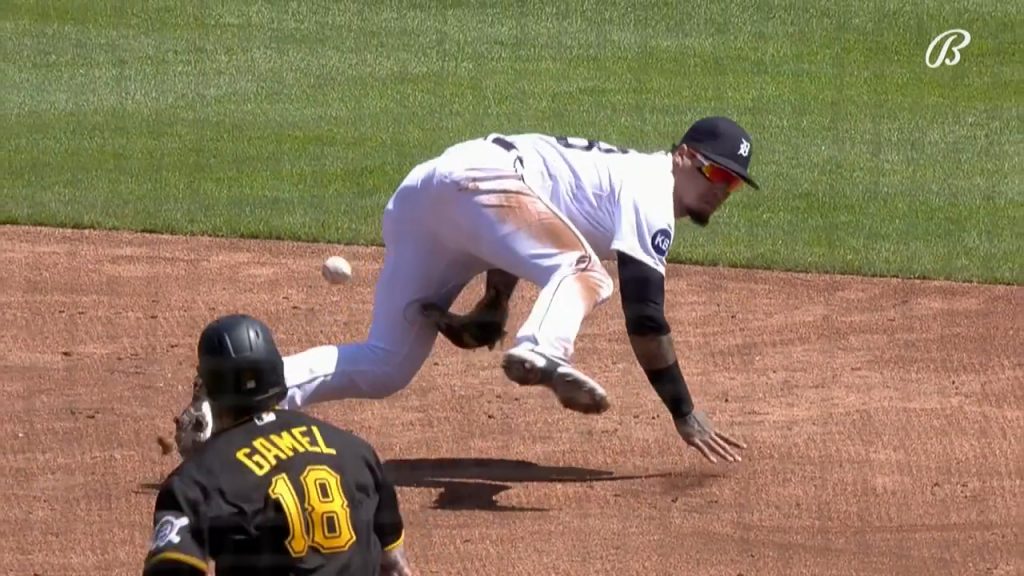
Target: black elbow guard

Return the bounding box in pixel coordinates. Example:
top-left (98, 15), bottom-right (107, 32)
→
top-left (624, 300), bottom-right (670, 336)
top-left (617, 252), bottom-right (670, 336)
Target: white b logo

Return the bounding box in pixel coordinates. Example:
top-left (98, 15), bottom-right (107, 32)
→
top-left (925, 29), bottom-right (971, 68)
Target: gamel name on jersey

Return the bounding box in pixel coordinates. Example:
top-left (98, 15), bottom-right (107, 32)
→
top-left (236, 424), bottom-right (337, 477)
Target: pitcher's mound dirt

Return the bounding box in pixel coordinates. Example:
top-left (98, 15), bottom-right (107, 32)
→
top-left (1, 225), bottom-right (1020, 576)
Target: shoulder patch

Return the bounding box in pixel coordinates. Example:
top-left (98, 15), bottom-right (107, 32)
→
top-left (151, 515), bottom-right (190, 550)
top-left (650, 228), bottom-right (672, 258)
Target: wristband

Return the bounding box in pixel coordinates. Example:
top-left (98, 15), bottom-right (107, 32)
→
top-left (643, 361), bottom-right (694, 419)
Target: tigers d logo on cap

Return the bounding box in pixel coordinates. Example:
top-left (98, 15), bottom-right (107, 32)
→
top-left (678, 116), bottom-right (760, 190)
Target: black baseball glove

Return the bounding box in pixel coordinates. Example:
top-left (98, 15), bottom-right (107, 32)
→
top-left (421, 302), bottom-right (508, 350)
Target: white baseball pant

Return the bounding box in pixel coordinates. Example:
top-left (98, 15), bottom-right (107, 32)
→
top-left (280, 137), bottom-right (614, 408)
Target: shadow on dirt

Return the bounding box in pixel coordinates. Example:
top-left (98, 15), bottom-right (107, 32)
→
top-left (135, 458), bottom-right (693, 513)
top-left (383, 457), bottom-right (675, 512)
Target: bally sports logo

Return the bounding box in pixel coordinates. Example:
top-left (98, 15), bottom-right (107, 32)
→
top-left (651, 228), bottom-right (672, 258)
top-left (926, 29), bottom-right (971, 68)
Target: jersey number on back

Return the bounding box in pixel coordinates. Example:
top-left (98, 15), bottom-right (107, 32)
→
top-left (268, 465), bottom-right (356, 557)
top-left (555, 135), bottom-right (632, 154)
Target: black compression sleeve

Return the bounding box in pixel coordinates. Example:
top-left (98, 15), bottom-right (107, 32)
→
top-left (616, 252), bottom-right (694, 419)
top-left (616, 252), bottom-right (669, 336)
top-left (644, 362), bottom-right (694, 419)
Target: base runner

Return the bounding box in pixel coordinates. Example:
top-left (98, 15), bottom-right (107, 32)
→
top-left (148, 315), bottom-right (413, 576)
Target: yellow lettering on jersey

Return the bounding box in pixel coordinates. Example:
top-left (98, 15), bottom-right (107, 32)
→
top-left (292, 426), bottom-right (319, 453)
top-left (237, 426), bottom-right (337, 477)
top-left (310, 426), bottom-right (337, 455)
top-left (269, 431), bottom-right (303, 457)
top-left (253, 437), bottom-right (287, 468)
top-left (236, 447), bottom-right (271, 476)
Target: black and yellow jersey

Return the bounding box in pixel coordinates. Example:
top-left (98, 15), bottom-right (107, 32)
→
top-left (142, 409), bottom-right (404, 575)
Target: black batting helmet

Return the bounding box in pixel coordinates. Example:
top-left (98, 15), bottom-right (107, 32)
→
top-left (196, 314), bottom-right (287, 412)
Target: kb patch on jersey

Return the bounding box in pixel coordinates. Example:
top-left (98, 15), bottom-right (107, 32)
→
top-left (650, 228), bottom-right (672, 258)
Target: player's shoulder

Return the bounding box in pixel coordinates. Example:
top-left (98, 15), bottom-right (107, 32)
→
top-left (623, 148), bottom-right (672, 168)
top-left (502, 132), bottom-right (555, 146)
top-left (619, 150), bottom-right (673, 186)
top-left (170, 414), bottom-right (275, 481)
top-left (152, 453), bottom-right (211, 507)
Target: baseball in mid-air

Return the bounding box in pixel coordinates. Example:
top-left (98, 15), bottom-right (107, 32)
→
top-left (321, 256), bottom-right (353, 285)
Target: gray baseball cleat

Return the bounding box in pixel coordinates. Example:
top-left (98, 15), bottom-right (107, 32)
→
top-left (501, 348), bottom-right (610, 414)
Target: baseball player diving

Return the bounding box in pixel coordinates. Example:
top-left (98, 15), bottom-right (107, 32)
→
top-left (176, 116), bottom-right (758, 465)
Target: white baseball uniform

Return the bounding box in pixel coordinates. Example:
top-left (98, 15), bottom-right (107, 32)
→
top-left (280, 133), bottom-right (677, 408)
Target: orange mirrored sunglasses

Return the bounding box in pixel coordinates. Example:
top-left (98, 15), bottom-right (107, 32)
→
top-left (690, 150), bottom-right (744, 192)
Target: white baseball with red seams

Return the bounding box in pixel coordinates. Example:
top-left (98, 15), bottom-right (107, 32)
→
top-left (280, 133), bottom-right (676, 408)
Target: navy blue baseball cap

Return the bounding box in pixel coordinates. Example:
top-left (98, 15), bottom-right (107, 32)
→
top-left (677, 116), bottom-right (760, 190)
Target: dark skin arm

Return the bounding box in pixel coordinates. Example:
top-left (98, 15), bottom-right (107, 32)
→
top-left (616, 251), bottom-right (746, 463)
top-left (628, 332), bottom-right (677, 371)
top-left (630, 330), bottom-right (745, 463)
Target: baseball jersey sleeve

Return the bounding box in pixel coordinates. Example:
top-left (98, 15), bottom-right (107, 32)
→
top-left (142, 473), bottom-right (209, 576)
top-left (609, 187), bottom-right (676, 276)
top-left (367, 447), bottom-right (405, 551)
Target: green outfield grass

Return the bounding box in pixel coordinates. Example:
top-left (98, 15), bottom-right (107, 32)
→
top-left (2, 1), bottom-right (1021, 284)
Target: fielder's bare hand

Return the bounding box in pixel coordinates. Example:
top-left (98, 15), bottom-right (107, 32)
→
top-left (674, 410), bottom-right (746, 463)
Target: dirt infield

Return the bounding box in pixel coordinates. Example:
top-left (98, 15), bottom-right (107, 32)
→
top-left (1, 224), bottom-right (1021, 576)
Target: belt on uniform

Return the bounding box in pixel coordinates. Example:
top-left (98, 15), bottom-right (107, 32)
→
top-left (486, 134), bottom-right (525, 172)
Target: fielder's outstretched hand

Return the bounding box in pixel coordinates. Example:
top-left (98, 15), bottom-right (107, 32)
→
top-left (674, 410), bottom-right (746, 463)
